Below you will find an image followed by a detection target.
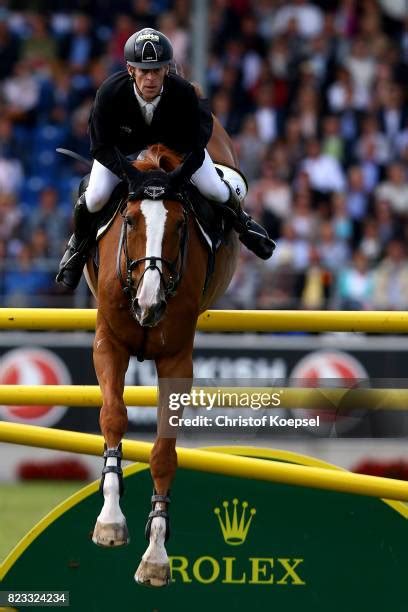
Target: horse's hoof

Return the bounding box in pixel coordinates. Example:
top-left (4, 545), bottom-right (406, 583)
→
top-left (134, 559), bottom-right (171, 587)
top-left (92, 520), bottom-right (129, 547)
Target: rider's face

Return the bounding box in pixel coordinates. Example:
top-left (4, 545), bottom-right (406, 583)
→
top-left (129, 66), bottom-right (168, 101)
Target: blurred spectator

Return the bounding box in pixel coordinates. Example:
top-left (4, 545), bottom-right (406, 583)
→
top-left (130, 0), bottom-right (158, 30)
top-left (0, 116), bottom-right (22, 160)
top-left (218, 250), bottom-right (261, 309)
top-left (321, 115), bottom-right (344, 162)
top-left (396, 117), bottom-right (408, 160)
top-left (344, 38), bottom-right (376, 95)
top-left (211, 88), bottom-right (242, 135)
top-left (293, 85), bottom-right (319, 139)
top-left (272, 0), bottom-right (323, 39)
top-left (335, 251), bottom-right (374, 310)
top-left (372, 240), bottom-right (408, 309)
top-left (359, 141), bottom-right (381, 193)
top-left (375, 163), bottom-right (408, 216)
top-left (2, 60), bottom-right (40, 124)
top-left (318, 221), bottom-right (349, 272)
top-left (378, 83), bottom-right (407, 145)
top-left (374, 198), bottom-right (396, 246)
top-left (346, 165), bottom-right (370, 226)
top-left (334, 0), bottom-right (358, 38)
top-left (58, 13), bottom-right (101, 73)
top-left (291, 192), bottom-right (316, 241)
top-left (271, 222), bottom-right (310, 272)
top-left (355, 114), bottom-right (390, 165)
top-left (301, 139), bottom-right (346, 194)
top-left (108, 15), bottom-right (136, 70)
top-left (30, 226), bottom-right (51, 260)
top-left (257, 261), bottom-right (300, 309)
top-left (157, 12), bottom-right (189, 72)
top-left (0, 193), bottom-right (22, 242)
top-left (20, 14), bottom-right (57, 70)
top-left (0, 156), bottom-right (23, 195)
top-left (252, 83), bottom-right (281, 144)
top-left (0, 10), bottom-right (20, 79)
top-left (332, 193), bottom-right (353, 243)
top-left (284, 115), bottom-right (305, 169)
top-left (2, 244), bottom-right (53, 307)
top-left (28, 187), bottom-right (68, 257)
top-left (247, 159), bottom-right (290, 242)
top-left (300, 246), bottom-right (327, 309)
top-left (233, 114), bottom-right (266, 181)
top-left (358, 218), bottom-right (382, 263)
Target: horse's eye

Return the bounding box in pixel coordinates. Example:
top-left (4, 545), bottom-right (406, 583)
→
top-left (126, 215), bottom-right (136, 227)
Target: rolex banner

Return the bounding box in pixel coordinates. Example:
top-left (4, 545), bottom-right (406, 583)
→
top-left (1, 449), bottom-right (407, 611)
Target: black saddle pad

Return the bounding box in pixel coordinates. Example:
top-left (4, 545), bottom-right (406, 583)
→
top-left (180, 182), bottom-right (233, 252)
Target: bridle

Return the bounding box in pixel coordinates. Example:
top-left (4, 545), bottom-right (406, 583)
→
top-left (116, 195), bottom-right (189, 302)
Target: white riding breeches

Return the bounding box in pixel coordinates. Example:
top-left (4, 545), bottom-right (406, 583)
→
top-left (84, 149), bottom-right (231, 213)
top-left (190, 150), bottom-right (229, 202)
top-left (85, 158), bottom-right (122, 213)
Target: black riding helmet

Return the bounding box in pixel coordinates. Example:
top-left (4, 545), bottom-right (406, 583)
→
top-left (124, 28), bottom-right (173, 69)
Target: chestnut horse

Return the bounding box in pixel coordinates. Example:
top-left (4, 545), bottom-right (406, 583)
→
top-left (85, 118), bottom-right (239, 587)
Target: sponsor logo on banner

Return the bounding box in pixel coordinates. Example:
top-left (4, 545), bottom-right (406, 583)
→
top-left (289, 350), bottom-right (369, 434)
top-left (0, 348), bottom-right (71, 426)
top-left (169, 497), bottom-right (305, 585)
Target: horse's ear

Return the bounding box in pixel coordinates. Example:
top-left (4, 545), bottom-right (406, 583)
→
top-left (115, 147), bottom-right (144, 183)
top-left (168, 152), bottom-right (195, 187)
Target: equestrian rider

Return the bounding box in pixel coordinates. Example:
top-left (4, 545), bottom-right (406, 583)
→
top-left (56, 28), bottom-right (275, 290)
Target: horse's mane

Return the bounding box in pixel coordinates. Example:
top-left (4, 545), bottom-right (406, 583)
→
top-left (133, 144), bottom-right (182, 172)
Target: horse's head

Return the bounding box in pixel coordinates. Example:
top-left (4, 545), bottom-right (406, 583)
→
top-left (116, 145), bottom-right (190, 327)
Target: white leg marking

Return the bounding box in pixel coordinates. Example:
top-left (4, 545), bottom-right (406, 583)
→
top-left (137, 199), bottom-right (167, 314)
top-left (97, 453), bottom-right (125, 524)
top-left (143, 512), bottom-right (168, 565)
top-left (135, 501), bottom-right (170, 585)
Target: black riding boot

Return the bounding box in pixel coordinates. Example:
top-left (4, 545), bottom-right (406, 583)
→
top-left (56, 194), bottom-right (97, 290)
top-left (223, 182), bottom-right (276, 260)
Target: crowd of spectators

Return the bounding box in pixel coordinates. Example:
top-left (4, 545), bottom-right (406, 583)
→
top-left (0, 0), bottom-right (408, 310)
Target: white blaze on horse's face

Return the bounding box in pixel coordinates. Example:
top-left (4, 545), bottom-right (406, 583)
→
top-left (136, 199), bottom-right (167, 325)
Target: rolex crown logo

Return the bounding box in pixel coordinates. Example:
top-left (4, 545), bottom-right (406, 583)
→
top-left (214, 498), bottom-right (256, 546)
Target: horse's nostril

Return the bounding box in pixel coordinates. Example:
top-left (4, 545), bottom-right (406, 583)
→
top-left (132, 297), bottom-right (141, 315)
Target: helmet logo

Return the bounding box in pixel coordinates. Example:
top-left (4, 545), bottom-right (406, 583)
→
top-left (136, 33), bottom-right (159, 42)
top-left (142, 41), bottom-right (158, 63)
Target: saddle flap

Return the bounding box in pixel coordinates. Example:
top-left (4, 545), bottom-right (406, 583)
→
top-left (95, 183), bottom-right (128, 242)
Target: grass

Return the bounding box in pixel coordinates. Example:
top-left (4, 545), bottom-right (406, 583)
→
top-left (0, 482), bottom-right (86, 564)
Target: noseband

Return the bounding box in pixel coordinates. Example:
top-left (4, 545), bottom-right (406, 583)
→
top-left (116, 198), bottom-right (189, 302)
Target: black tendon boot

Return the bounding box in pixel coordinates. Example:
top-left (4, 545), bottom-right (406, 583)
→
top-left (223, 182), bottom-right (276, 260)
top-left (56, 194), bottom-right (97, 290)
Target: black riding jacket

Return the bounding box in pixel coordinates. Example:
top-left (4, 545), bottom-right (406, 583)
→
top-left (89, 70), bottom-right (213, 179)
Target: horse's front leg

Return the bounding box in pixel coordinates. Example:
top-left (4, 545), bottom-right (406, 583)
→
top-left (135, 352), bottom-right (192, 587)
top-left (92, 327), bottom-right (130, 547)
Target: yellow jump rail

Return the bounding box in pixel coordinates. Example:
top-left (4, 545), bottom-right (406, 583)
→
top-left (1, 421), bottom-right (408, 501)
top-left (2, 308), bottom-right (408, 332)
top-left (0, 385), bottom-right (408, 410)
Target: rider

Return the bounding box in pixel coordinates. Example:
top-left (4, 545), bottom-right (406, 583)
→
top-left (57, 28), bottom-right (275, 290)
